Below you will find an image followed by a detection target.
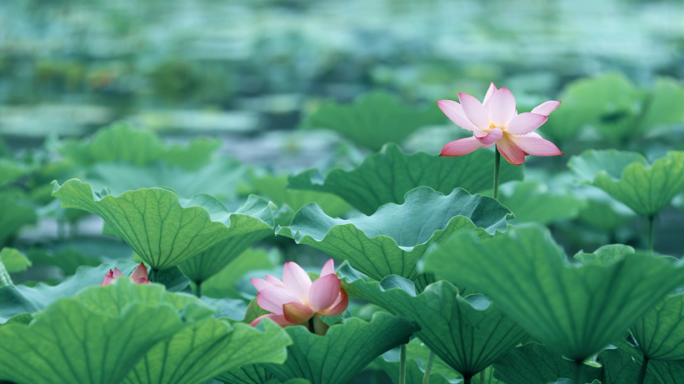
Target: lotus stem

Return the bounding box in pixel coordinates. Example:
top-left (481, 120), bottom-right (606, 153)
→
top-left (399, 344), bottom-right (407, 384)
top-left (493, 147), bottom-right (501, 200)
top-left (648, 215), bottom-right (656, 253)
top-left (308, 317), bottom-right (316, 334)
top-left (573, 360), bottom-right (583, 384)
top-left (421, 351), bottom-right (435, 384)
top-left (637, 356), bottom-right (649, 384)
top-left (151, 269), bottom-right (159, 283)
top-left (463, 374), bottom-right (472, 384)
top-left (195, 281), bottom-right (202, 298)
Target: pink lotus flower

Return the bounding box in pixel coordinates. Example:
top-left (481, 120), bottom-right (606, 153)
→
top-left (438, 83), bottom-right (563, 165)
top-left (249, 259), bottom-right (349, 335)
top-left (100, 263), bottom-right (151, 286)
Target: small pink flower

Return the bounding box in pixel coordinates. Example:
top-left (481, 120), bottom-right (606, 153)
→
top-left (249, 259), bottom-right (349, 334)
top-left (100, 263), bottom-right (151, 286)
top-left (438, 83), bottom-right (563, 165)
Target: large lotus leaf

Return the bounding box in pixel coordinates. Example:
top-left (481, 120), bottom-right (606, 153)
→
top-left (85, 157), bottom-right (244, 200)
top-left (0, 262), bottom-right (39, 323)
top-left (539, 73), bottom-right (645, 143)
top-left (569, 150), bottom-right (684, 217)
top-left (638, 77), bottom-right (684, 133)
top-left (288, 143), bottom-right (523, 215)
top-left (0, 248), bottom-right (31, 273)
top-left (178, 197), bottom-right (276, 284)
top-left (613, 336), bottom-right (683, 384)
top-left (597, 348), bottom-right (658, 384)
top-left (340, 265), bottom-right (527, 377)
top-left (245, 170), bottom-right (352, 224)
top-left (277, 187), bottom-right (511, 286)
top-left (371, 343), bottom-right (456, 384)
top-left (299, 91), bottom-right (446, 151)
top-left (574, 187), bottom-right (636, 231)
top-left (123, 319), bottom-right (291, 384)
top-left (630, 291), bottom-right (684, 361)
top-left (0, 158), bottom-right (29, 186)
top-left (52, 179), bottom-right (276, 269)
top-left (492, 343), bottom-right (602, 384)
top-left (0, 279), bottom-right (191, 384)
top-left (218, 364), bottom-right (276, 384)
top-left (422, 224), bottom-right (684, 361)
top-left (499, 181), bottom-right (586, 224)
top-left (60, 122), bottom-right (222, 171)
top-left (260, 312), bottom-right (418, 384)
top-left (0, 191), bottom-right (37, 247)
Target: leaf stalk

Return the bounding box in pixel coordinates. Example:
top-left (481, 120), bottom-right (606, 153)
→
top-left (493, 147), bottom-right (501, 200)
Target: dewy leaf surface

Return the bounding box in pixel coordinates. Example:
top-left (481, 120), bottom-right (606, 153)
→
top-left (287, 144), bottom-right (523, 215)
top-left (0, 279), bottom-right (189, 384)
top-left (261, 312), bottom-right (418, 384)
top-left (299, 91), bottom-right (446, 151)
top-left (340, 266), bottom-right (528, 377)
top-left (569, 150), bottom-right (684, 217)
top-left (178, 195), bottom-right (276, 284)
top-left (423, 224), bottom-right (684, 361)
top-left (123, 319), bottom-right (291, 384)
top-left (277, 187), bottom-right (511, 286)
top-left (52, 179), bottom-right (276, 269)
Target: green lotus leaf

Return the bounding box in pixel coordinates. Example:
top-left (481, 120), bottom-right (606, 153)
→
top-left (370, 343), bottom-right (456, 384)
top-left (123, 319), bottom-right (291, 384)
top-left (0, 261), bottom-right (39, 323)
top-left (0, 159), bottom-right (29, 186)
top-left (218, 364), bottom-right (276, 384)
top-left (260, 312), bottom-right (418, 384)
top-left (539, 73), bottom-right (645, 143)
top-left (0, 278), bottom-right (192, 384)
top-left (492, 343), bottom-right (601, 384)
top-left (299, 91), bottom-right (446, 151)
top-left (60, 122), bottom-right (222, 171)
top-left (178, 196), bottom-right (276, 285)
top-left (573, 244), bottom-right (635, 266)
top-left (575, 187), bottom-right (636, 231)
top-left (86, 157), bottom-right (244, 200)
top-left (0, 248), bottom-right (31, 273)
top-left (597, 348), bottom-right (657, 384)
top-left (26, 246), bottom-right (102, 276)
top-left (0, 191), bottom-right (37, 247)
top-left (499, 181), bottom-right (586, 224)
top-left (423, 224), bottom-right (684, 361)
top-left (288, 143), bottom-right (523, 215)
top-left (340, 265), bottom-right (527, 378)
top-left (613, 336), bottom-right (682, 384)
top-left (277, 187), bottom-right (511, 287)
top-left (52, 179), bottom-right (276, 269)
top-left (201, 248), bottom-right (279, 300)
top-left (569, 150), bottom-right (684, 217)
top-left (245, 170), bottom-right (352, 225)
top-left (638, 77), bottom-right (684, 133)
top-left (630, 291), bottom-right (684, 361)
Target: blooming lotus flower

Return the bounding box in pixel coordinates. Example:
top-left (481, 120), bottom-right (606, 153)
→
top-left (249, 259), bottom-right (349, 335)
top-left (100, 263), bottom-right (151, 286)
top-left (438, 83), bottom-right (563, 165)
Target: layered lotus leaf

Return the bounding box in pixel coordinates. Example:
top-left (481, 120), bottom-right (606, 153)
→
top-left (288, 144), bottom-right (523, 215)
top-left (630, 291), bottom-right (684, 361)
top-left (0, 190), bottom-right (37, 247)
top-left (259, 312), bottom-right (418, 384)
top-left (0, 248), bottom-right (31, 273)
top-left (371, 343), bottom-right (456, 384)
top-left (299, 91), bottom-right (446, 151)
top-left (123, 319), bottom-right (291, 384)
top-left (0, 279), bottom-right (191, 384)
top-left (245, 170), bottom-right (352, 226)
top-left (178, 196), bottom-right (277, 284)
top-left (86, 157), bottom-right (245, 200)
top-left (52, 179), bottom-right (276, 270)
top-left (60, 122), bottom-right (222, 171)
top-left (613, 336), bottom-right (682, 384)
top-left (0, 261), bottom-right (39, 323)
top-left (277, 187), bottom-right (511, 287)
top-left (492, 343), bottom-right (602, 384)
top-left (498, 181), bottom-right (586, 224)
top-left (422, 224), bottom-right (684, 361)
top-left (218, 364), bottom-right (276, 384)
top-left (339, 265), bottom-right (528, 377)
top-left (569, 150), bottom-right (684, 217)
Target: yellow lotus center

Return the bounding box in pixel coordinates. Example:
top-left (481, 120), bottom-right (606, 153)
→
top-left (490, 121), bottom-right (505, 131)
